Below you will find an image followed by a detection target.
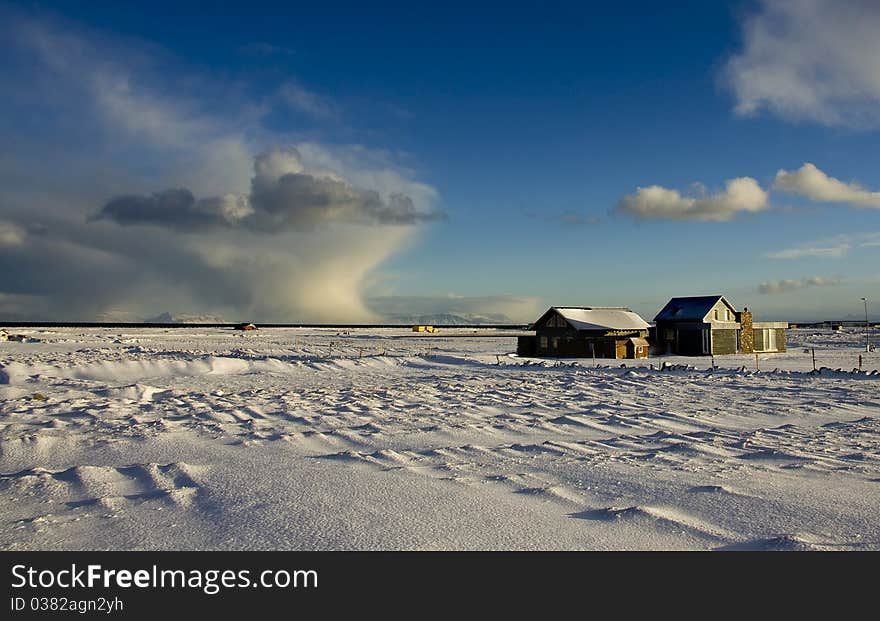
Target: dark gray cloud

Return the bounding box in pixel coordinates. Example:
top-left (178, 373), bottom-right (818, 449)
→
top-left (96, 149), bottom-right (445, 233)
top-left (758, 276), bottom-right (843, 295)
top-left (95, 189), bottom-right (251, 230)
top-left (248, 170), bottom-right (443, 230)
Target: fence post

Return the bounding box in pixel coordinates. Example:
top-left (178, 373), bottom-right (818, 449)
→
top-left (812, 348), bottom-right (816, 372)
top-left (859, 354), bottom-right (862, 371)
top-left (755, 352), bottom-right (759, 371)
top-left (328, 341), bottom-right (333, 357)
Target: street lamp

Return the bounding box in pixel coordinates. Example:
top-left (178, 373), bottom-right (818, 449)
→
top-left (862, 297), bottom-right (869, 353)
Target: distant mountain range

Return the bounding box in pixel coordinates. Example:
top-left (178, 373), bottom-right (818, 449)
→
top-left (143, 312), bottom-right (228, 324)
top-left (385, 312), bottom-right (516, 325)
top-left (94, 311), bottom-right (517, 326)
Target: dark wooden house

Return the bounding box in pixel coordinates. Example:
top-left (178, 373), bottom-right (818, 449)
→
top-left (653, 295), bottom-right (787, 355)
top-left (517, 307), bottom-right (650, 359)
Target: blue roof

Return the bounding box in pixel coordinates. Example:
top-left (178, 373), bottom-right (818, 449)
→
top-left (654, 296), bottom-right (734, 322)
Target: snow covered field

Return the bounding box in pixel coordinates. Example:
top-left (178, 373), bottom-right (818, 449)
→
top-left (1, 327), bottom-right (878, 550)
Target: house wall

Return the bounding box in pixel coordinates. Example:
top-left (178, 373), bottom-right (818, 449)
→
top-left (533, 326), bottom-right (575, 356)
top-left (654, 322), bottom-right (706, 355)
top-left (656, 319), bottom-right (746, 356)
top-left (655, 321), bottom-right (685, 354)
top-left (711, 329), bottom-right (738, 355)
top-left (753, 327), bottom-right (788, 352)
top-left (529, 328), bottom-right (647, 359)
top-left (626, 340), bottom-right (649, 359)
top-left (556, 336), bottom-right (589, 357)
top-left (776, 328), bottom-right (787, 352)
top-left (655, 321), bottom-right (672, 353)
top-left (754, 329), bottom-right (766, 351)
top-left (705, 299), bottom-right (737, 323)
top-left (676, 328), bottom-right (704, 355)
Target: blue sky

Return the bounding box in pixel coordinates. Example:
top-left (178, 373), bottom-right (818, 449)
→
top-left (1, 0), bottom-right (879, 322)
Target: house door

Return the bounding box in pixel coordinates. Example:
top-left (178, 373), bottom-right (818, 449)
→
top-left (702, 329), bottom-right (711, 354)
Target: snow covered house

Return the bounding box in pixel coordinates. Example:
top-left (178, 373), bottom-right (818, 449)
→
top-left (653, 295), bottom-right (787, 355)
top-left (517, 307), bottom-right (650, 359)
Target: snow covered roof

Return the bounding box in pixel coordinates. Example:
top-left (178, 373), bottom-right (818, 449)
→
top-left (653, 295), bottom-right (735, 322)
top-left (545, 307), bottom-right (650, 331)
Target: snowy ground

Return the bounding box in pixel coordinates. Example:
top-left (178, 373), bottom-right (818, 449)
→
top-left (1, 327), bottom-right (878, 550)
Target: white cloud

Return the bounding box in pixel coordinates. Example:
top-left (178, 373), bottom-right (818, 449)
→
top-left (0, 222), bottom-right (25, 246)
top-left (4, 9), bottom-right (260, 199)
top-left (859, 235), bottom-right (880, 248)
top-left (615, 177), bottom-right (768, 221)
top-left (766, 232), bottom-right (880, 260)
top-left (724, 0), bottom-right (880, 126)
top-left (294, 143), bottom-right (439, 211)
top-left (765, 245), bottom-right (850, 260)
top-left (774, 163), bottom-right (880, 208)
top-left (279, 80), bottom-right (339, 120)
top-left (758, 276), bottom-right (842, 295)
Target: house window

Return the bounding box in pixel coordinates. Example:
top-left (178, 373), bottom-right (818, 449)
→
top-left (755, 329), bottom-right (777, 352)
top-left (539, 336), bottom-right (548, 350)
top-left (714, 309), bottom-right (719, 320)
top-left (725, 309), bottom-right (731, 321)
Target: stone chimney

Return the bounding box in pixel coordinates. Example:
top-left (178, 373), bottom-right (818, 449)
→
top-left (737, 307), bottom-right (754, 353)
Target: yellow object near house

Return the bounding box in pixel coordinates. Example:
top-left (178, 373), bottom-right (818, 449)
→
top-left (412, 325), bottom-right (436, 333)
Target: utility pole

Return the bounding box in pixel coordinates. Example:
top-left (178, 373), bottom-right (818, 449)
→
top-left (862, 297), bottom-right (869, 353)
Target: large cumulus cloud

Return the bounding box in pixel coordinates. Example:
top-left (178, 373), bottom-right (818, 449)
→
top-left (615, 177), bottom-right (768, 222)
top-left (774, 163), bottom-right (880, 209)
top-left (95, 148), bottom-right (445, 233)
top-left (0, 9), bottom-right (444, 322)
top-left (724, 0), bottom-right (880, 127)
